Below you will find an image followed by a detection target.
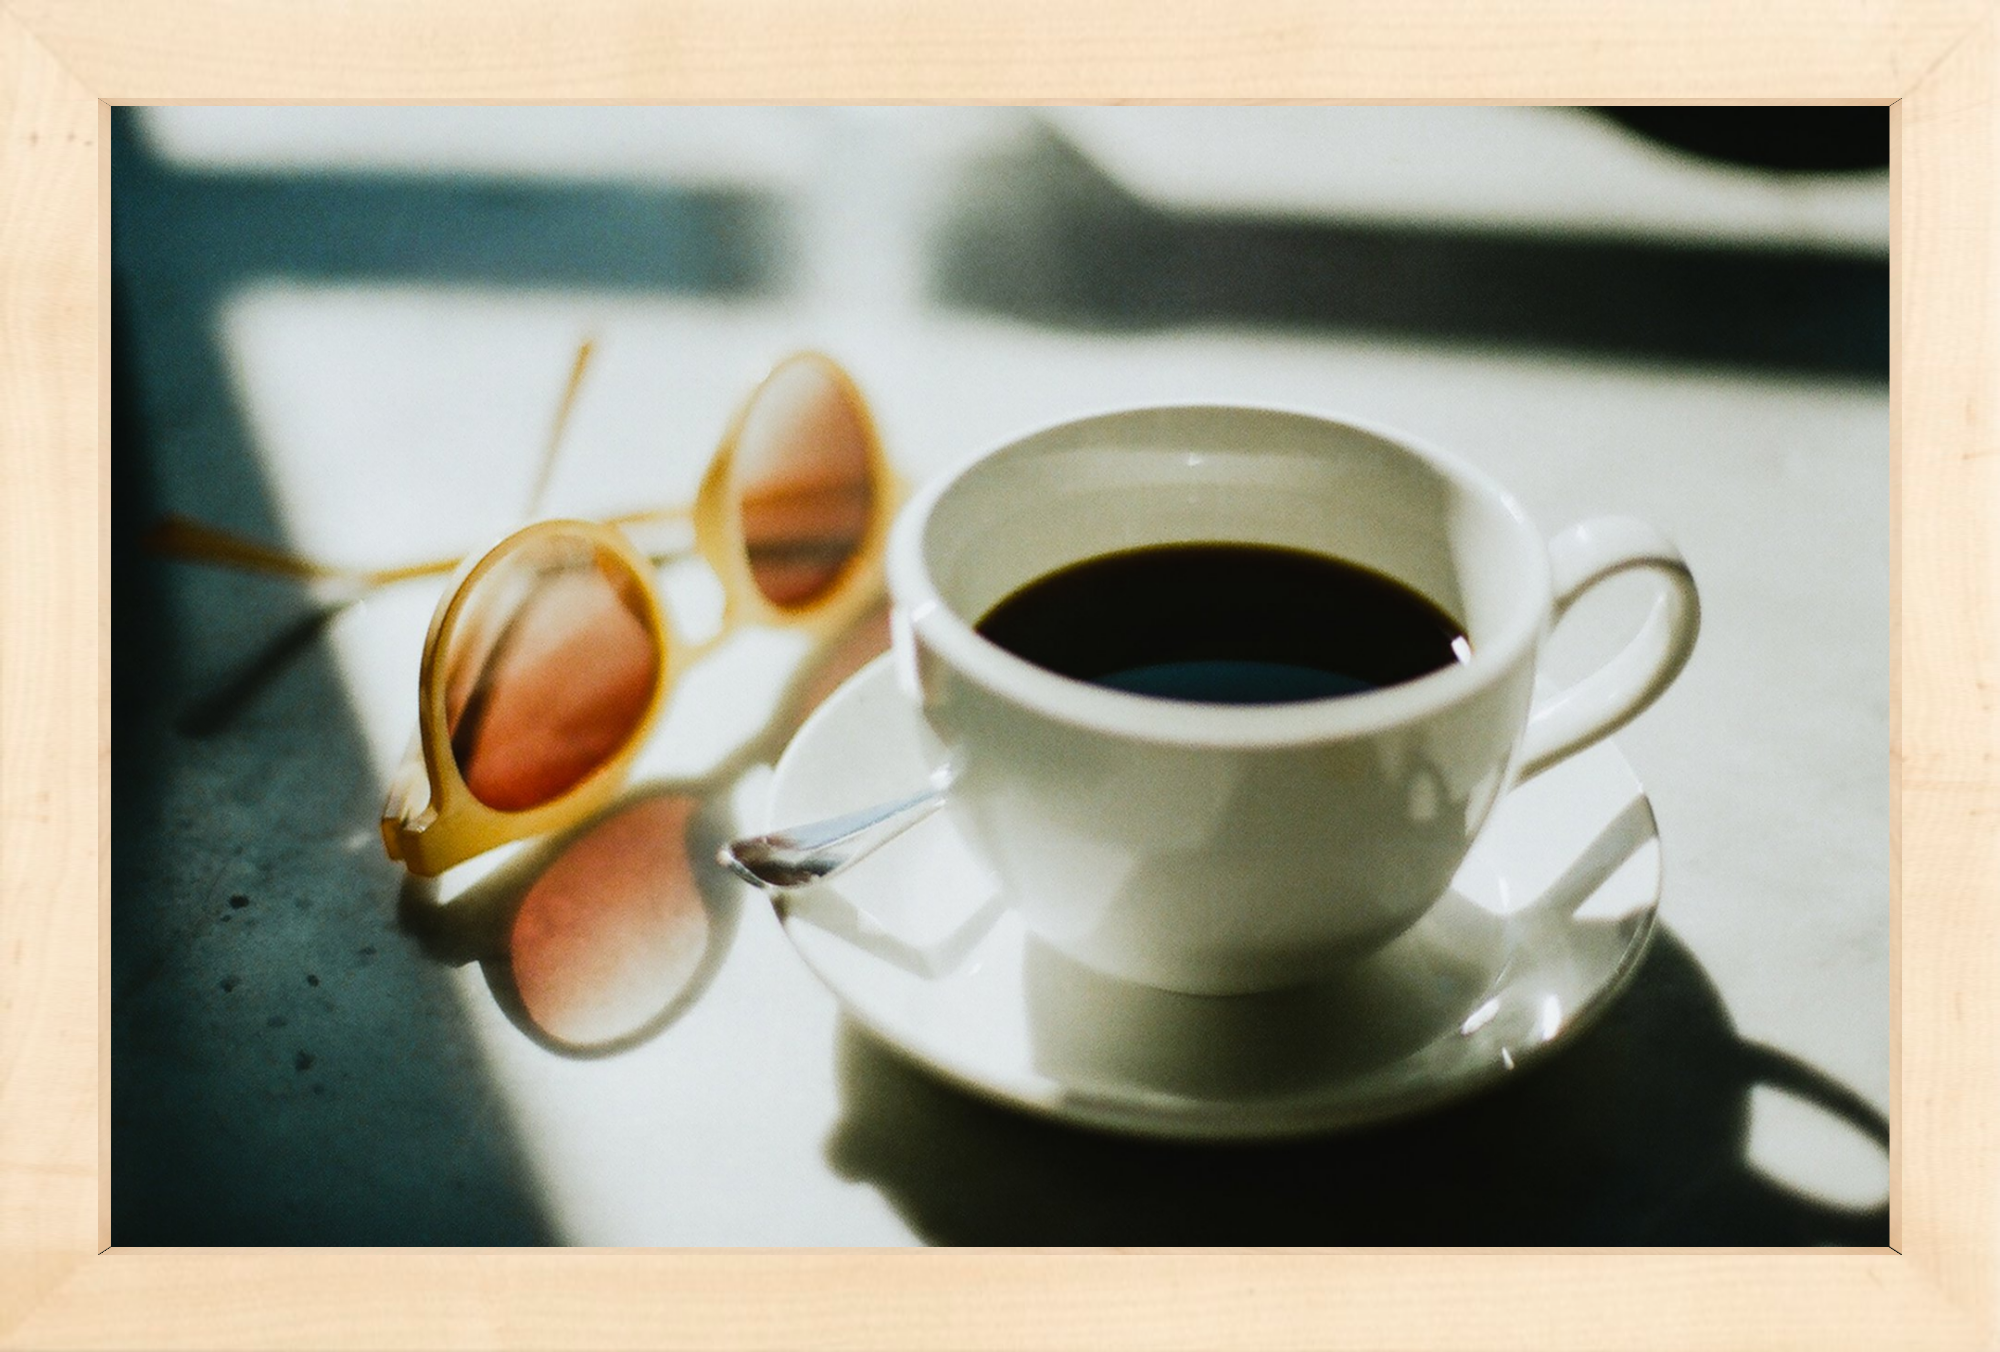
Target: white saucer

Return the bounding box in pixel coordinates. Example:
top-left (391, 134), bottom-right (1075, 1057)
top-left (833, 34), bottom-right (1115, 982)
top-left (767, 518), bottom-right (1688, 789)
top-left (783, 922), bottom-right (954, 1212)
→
top-left (767, 655), bottom-right (1663, 1141)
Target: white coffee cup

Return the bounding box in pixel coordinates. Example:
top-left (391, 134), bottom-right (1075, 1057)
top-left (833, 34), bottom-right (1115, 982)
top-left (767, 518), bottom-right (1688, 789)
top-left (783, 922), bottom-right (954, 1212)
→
top-left (886, 405), bottom-right (1698, 995)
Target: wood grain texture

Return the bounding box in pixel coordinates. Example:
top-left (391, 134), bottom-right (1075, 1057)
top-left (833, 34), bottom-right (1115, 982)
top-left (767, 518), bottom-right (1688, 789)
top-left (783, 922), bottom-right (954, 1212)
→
top-left (0, 0), bottom-right (1992, 1347)
top-left (2, 1251), bottom-right (1986, 1351)
top-left (0, 5), bottom-right (100, 1336)
top-left (0, 0), bottom-right (1987, 101)
top-left (1898, 4), bottom-right (2000, 1339)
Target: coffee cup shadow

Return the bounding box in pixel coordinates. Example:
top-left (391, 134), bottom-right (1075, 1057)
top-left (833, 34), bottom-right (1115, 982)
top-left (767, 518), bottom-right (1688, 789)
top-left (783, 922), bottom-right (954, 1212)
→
top-left (1018, 925), bottom-right (1493, 1105)
top-left (824, 926), bottom-right (1888, 1246)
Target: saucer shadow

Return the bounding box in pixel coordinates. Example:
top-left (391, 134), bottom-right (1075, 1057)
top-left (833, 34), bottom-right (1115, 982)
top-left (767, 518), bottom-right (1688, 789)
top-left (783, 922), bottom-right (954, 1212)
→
top-left (825, 927), bottom-right (1887, 1246)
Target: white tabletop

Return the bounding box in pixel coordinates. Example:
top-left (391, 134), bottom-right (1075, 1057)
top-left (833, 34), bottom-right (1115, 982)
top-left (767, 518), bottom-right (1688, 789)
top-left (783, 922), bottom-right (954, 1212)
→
top-left (114, 105), bottom-right (1887, 1245)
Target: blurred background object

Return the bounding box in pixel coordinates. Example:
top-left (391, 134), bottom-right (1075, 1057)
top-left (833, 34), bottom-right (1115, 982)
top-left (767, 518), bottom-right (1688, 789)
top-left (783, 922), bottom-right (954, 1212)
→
top-left (941, 112), bottom-right (1886, 376)
top-left (1596, 106), bottom-right (1889, 173)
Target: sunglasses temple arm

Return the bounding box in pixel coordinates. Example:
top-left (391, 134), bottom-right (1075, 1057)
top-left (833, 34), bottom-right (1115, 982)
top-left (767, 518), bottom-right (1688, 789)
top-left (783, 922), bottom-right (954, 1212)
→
top-left (524, 338), bottom-right (595, 521)
top-left (143, 515), bottom-right (467, 589)
top-left (605, 503), bottom-right (695, 529)
top-left (147, 497), bottom-right (696, 587)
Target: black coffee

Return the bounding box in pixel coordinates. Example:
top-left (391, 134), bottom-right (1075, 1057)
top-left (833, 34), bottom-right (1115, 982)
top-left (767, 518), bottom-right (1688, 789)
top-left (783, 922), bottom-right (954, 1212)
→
top-left (974, 542), bottom-right (1469, 705)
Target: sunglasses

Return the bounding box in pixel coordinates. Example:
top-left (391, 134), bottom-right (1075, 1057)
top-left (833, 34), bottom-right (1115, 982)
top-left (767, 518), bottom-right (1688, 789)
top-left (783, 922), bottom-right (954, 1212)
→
top-left (399, 600), bottom-right (895, 1054)
top-left (379, 350), bottom-right (903, 877)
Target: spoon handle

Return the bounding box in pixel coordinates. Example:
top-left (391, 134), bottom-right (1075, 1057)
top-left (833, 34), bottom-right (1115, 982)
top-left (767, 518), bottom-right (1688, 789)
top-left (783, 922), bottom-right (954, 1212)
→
top-left (720, 785), bottom-right (947, 892)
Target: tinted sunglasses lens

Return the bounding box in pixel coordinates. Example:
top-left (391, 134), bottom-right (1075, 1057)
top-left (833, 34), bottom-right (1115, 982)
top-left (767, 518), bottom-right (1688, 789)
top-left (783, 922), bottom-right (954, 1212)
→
top-left (443, 534), bottom-right (661, 812)
top-left (734, 355), bottom-right (877, 609)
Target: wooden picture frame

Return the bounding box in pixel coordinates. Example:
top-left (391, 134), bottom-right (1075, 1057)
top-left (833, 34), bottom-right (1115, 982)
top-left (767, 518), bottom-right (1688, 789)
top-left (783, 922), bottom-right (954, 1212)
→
top-left (3, 2), bottom-right (1991, 1347)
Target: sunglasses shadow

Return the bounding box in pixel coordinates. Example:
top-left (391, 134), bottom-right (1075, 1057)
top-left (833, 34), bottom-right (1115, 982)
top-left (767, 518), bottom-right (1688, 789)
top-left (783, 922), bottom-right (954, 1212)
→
top-left (175, 596), bottom-right (354, 737)
top-left (396, 785), bottom-right (745, 1059)
top-left (396, 600), bottom-right (893, 1059)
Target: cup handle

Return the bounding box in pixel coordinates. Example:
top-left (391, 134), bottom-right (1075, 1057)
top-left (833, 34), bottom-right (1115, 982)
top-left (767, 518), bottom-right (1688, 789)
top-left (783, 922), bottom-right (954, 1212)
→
top-left (1514, 516), bottom-right (1700, 783)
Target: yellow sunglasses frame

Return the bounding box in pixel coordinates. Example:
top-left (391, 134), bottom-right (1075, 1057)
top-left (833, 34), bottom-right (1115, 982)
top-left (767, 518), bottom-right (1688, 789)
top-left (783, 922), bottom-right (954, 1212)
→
top-left (382, 351), bottom-right (904, 877)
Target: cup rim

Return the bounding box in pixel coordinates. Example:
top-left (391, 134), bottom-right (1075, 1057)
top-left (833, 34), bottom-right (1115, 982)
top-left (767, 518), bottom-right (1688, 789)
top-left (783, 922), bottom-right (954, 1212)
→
top-left (888, 403), bottom-right (1553, 749)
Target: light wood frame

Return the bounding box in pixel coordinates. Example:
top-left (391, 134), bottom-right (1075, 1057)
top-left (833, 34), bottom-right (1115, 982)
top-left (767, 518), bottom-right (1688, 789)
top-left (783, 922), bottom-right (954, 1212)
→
top-left (2, 2), bottom-right (1991, 1348)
